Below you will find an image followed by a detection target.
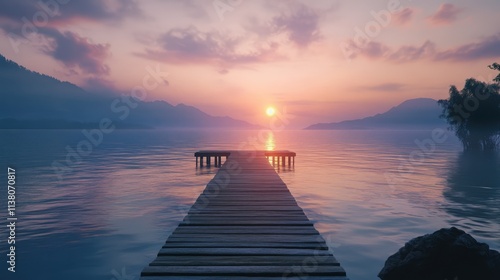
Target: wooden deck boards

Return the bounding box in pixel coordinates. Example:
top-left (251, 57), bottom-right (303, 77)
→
top-left (141, 151), bottom-right (347, 279)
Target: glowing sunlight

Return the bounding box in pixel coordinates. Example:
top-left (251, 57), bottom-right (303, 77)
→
top-left (266, 107), bottom-right (276, 117)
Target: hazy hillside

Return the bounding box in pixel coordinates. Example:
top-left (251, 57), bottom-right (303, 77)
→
top-left (305, 98), bottom-right (446, 130)
top-left (0, 54), bottom-right (257, 129)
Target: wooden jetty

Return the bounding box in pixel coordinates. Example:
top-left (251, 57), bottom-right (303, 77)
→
top-left (195, 150), bottom-right (296, 167)
top-left (141, 150), bottom-right (347, 279)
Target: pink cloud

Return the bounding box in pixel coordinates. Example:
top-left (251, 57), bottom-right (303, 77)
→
top-left (0, 0), bottom-right (142, 27)
top-left (393, 7), bottom-right (415, 26)
top-left (43, 29), bottom-right (111, 75)
top-left (388, 41), bottom-right (437, 62)
top-left (0, 1), bottom-right (139, 79)
top-left (434, 33), bottom-right (500, 61)
top-left (344, 33), bottom-right (500, 63)
top-left (272, 3), bottom-right (321, 48)
top-left (428, 3), bottom-right (462, 25)
top-left (359, 41), bottom-right (391, 59)
top-left (136, 26), bottom-right (285, 73)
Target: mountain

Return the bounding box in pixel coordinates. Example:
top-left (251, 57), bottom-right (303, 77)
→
top-left (0, 54), bottom-right (257, 129)
top-left (305, 98), bottom-right (446, 130)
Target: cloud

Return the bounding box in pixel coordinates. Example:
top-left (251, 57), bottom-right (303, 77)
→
top-left (428, 3), bottom-right (462, 25)
top-left (178, 0), bottom-right (209, 19)
top-left (137, 26), bottom-right (283, 72)
top-left (387, 41), bottom-right (437, 62)
top-left (0, 1), bottom-right (139, 77)
top-left (393, 7), bottom-right (415, 26)
top-left (0, 20), bottom-right (112, 76)
top-left (0, 0), bottom-right (142, 26)
top-left (362, 41), bottom-right (391, 59)
top-left (344, 33), bottom-right (500, 63)
top-left (272, 3), bottom-right (321, 47)
top-left (348, 40), bottom-right (437, 62)
top-left (158, 26), bottom-right (237, 61)
top-left (343, 41), bottom-right (390, 60)
top-left (41, 29), bottom-right (111, 75)
top-left (434, 33), bottom-right (500, 61)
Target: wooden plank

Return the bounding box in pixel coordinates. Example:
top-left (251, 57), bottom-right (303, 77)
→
top-left (172, 225), bottom-right (319, 231)
top-left (183, 217), bottom-right (309, 221)
top-left (141, 276), bottom-right (349, 280)
top-left (141, 265), bottom-right (346, 276)
top-left (182, 218), bottom-right (309, 222)
top-left (178, 221), bottom-right (313, 226)
top-left (194, 196), bottom-right (295, 200)
top-left (197, 201), bottom-right (299, 204)
top-left (183, 216), bottom-right (310, 220)
top-left (200, 193), bottom-right (293, 197)
top-left (150, 255), bottom-right (339, 266)
top-left (185, 213), bottom-right (306, 216)
top-left (193, 204), bottom-right (303, 209)
top-left (165, 234), bottom-right (326, 243)
top-left (194, 201), bottom-right (300, 206)
top-left (162, 242), bottom-right (328, 249)
top-left (187, 210), bottom-right (305, 214)
top-left (204, 187), bottom-right (291, 190)
top-left (197, 196), bottom-right (297, 200)
top-left (190, 206), bottom-right (304, 211)
top-left (186, 212), bottom-right (304, 216)
top-left (182, 218), bottom-right (309, 223)
top-left (157, 248), bottom-right (332, 256)
top-left (171, 229), bottom-right (318, 235)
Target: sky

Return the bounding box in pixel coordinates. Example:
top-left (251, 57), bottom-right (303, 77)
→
top-left (0, 0), bottom-right (499, 128)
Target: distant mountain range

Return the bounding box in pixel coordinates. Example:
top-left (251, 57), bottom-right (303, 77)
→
top-left (0, 54), bottom-right (257, 129)
top-left (305, 98), bottom-right (446, 130)
top-left (1, 54), bottom-right (449, 130)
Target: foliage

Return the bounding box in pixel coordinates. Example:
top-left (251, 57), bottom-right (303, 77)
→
top-left (489, 62), bottom-right (500, 83)
top-left (438, 63), bottom-right (500, 150)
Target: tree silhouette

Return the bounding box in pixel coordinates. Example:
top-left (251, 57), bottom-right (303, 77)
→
top-left (438, 63), bottom-right (500, 151)
top-left (489, 62), bottom-right (500, 83)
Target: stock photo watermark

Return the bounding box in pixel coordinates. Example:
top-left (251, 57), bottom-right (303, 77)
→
top-left (384, 128), bottom-right (448, 189)
top-left (282, 234), bottom-right (342, 279)
top-left (212, 0), bottom-right (243, 21)
top-left (6, 167), bottom-right (17, 273)
top-left (110, 267), bottom-right (135, 280)
top-left (340, 0), bottom-right (412, 61)
top-left (384, 72), bottom-right (499, 189)
top-left (8, 0), bottom-right (71, 53)
top-left (51, 65), bottom-right (169, 182)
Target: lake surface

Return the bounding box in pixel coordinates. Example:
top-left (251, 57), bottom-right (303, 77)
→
top-left (0, 129), bottom-right (499, 280)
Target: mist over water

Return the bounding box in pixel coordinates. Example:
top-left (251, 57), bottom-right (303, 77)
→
top-left (0, 129), bottom-right (498, 280)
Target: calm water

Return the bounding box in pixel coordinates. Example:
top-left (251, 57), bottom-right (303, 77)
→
top-left (0, 129), bottom-right (499, 280)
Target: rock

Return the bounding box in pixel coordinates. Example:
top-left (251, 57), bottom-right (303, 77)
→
top-left (378, 227), bottom-right (500, 280)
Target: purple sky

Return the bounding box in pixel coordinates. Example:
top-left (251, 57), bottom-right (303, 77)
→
top-left (1, 0), bottom-right (499, 127)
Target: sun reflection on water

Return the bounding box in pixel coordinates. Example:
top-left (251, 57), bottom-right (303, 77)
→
top-left (266, 131), bottom-right (275, 151)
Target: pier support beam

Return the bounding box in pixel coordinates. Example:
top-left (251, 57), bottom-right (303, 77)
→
top-left (195, 150), bottom-right (295, 168)
top-left (194, 151), bottom-right (231, 168)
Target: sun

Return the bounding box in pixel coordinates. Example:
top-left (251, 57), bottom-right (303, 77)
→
top-left (266, 107), bottom-right (276, 117)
